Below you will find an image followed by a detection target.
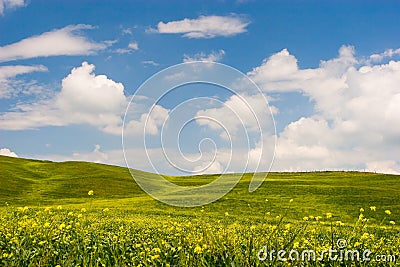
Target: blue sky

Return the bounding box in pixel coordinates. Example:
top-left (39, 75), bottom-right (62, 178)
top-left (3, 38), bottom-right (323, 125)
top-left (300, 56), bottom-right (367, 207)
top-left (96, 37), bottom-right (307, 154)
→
top-left (1, 0), bottom-right (400, 175)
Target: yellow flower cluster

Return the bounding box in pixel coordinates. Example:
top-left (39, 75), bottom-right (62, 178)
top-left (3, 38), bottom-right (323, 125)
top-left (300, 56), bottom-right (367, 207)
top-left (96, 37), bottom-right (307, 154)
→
top-left (0, 204), bottom-right (397, 266)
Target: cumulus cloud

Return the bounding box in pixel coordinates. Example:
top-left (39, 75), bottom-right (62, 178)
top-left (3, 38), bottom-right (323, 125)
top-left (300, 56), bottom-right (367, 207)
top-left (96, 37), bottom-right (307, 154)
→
top-left (183, 50), bottom-right (225, 63)
top-left (0, 148), bottom-right (18, 157)
top-left (196, 93), bottom-right (276, 138)
top-left (247, 46), bottom-right (400, 174)
top-left (0, 0), bottom-right (25, 15)
top-left (0, 24), bottom-right (108, 62)
top-left (369, 48), bottom-right (400, 63)
top-left (0, 62), bottom-right (170, 137)
top-left (123, 104), bottom-right (170, 136)
top-left (155, 15), bottom-right (250, 38)
top-left (193, 160), bottom-right (224, 174)
top-left (0, 62), bottom-right (127, 132)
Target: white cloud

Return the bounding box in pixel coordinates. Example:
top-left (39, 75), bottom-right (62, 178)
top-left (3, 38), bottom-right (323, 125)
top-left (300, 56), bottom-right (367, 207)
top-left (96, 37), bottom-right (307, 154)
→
top-left (0, 65), bottom-right (48, 98)
top-left (142, 60), bottom-right (160, 66)
top-left (192, 93), bottom-right (276, 175)
top-left (369, 48), bottom-right (400, 63)
top-left (128, 42), bottom-right (139, 50)
top-left (33, 146), bottom-right (125, 166)
top-left (0, 62), bottom-right (171, 137)
top-left (196, 93), bottom-right (276, 137)
top-left (0, 62), bottom-right (127, 132)
top-left (115, 41), bottom-right (139, 54)
top-left (56, 62), bottom-right (126, 114)
top-left (155, 15), bottom-right (249, 38)
top-left (248, 46), bottom-right (400, 174)
top-left (0, 148), bottom-right (18, 157)
top-left (366, 161), bottom-right (400, 175)
top-left (122, 28), bottom-right (132, 35)
top-left (0, 24), bottom-right (108, 62)
top-left (183, 50), bottom-right (225, 63)
top-left (193, 160), bottom-right (224, 174)
top-left (123, 104), bottom-right (170, 136)
top-left (0, 65), bottom-right (48, 80)
top-left (0, 0), bottom-right (25, 15)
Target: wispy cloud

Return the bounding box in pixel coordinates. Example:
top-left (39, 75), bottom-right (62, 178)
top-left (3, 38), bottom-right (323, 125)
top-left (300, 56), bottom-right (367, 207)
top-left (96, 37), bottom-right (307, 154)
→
top-left (0, 24), bottom-right (108, 62)
top-left (0, 0), bottom-right (26, 15)
top-left (183, 50), bottom-right (225, 62)
top-left (154, 15), bottom-right (250, 38)
top-left (0, 65), bottom-right (48, 98)
top-left (114, 41), bottom-right (139, 54)
top-left (0, 65), bottom-right (47, 80)
top-left (142, 60), bottom-right (160, 66)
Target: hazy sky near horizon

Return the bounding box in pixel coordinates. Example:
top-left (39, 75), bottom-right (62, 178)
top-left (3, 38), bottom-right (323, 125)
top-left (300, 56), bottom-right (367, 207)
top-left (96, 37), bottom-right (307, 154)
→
top-left (1, 0), bottom-right (400, 175)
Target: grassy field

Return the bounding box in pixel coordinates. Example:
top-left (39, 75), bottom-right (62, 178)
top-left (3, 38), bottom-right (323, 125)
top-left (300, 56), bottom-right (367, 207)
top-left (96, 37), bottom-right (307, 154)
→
top-left (0, 155), bottom-right (399, 266)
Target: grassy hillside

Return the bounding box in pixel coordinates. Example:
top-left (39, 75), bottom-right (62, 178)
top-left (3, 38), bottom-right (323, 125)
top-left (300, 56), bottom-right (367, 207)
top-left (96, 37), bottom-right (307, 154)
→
top-left (0, 155), bottom-right (399, 223)
top-left (1, 155), bottom-right (399, 266)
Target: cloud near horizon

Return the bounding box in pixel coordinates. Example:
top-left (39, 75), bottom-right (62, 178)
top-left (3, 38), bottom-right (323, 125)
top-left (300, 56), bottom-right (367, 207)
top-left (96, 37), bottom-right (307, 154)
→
top-left (2, 46), bottom-right (400, 175)
top-left (247, 45), bottom-right (400, 174)
top-left (0, 148), bottom-right (18, 157)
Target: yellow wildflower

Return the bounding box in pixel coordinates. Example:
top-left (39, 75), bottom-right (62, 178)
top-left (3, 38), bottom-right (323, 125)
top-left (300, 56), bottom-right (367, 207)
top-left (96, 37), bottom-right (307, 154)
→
top-left (151, 254), bottom-right (160, 260)
top-left (194, 245), bottom-right (202, 254)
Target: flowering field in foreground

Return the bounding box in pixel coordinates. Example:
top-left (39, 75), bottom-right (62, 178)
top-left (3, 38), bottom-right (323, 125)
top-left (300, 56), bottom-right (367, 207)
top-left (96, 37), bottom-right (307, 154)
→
top-left (1, 156), bottom-right (399, 266)
top-left (0, 204), bottom-right (398, 266)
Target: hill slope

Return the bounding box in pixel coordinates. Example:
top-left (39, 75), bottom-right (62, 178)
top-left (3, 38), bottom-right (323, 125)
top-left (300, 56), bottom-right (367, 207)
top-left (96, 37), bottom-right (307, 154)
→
top-left (0, 155), bottom-right (141, 204)
top-left (0, 155), bottom-right (399, 222)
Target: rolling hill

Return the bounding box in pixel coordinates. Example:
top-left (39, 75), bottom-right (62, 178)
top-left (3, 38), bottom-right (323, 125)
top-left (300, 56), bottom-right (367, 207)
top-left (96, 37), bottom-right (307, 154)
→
top-left (0, 155), bottom-right (399, 223)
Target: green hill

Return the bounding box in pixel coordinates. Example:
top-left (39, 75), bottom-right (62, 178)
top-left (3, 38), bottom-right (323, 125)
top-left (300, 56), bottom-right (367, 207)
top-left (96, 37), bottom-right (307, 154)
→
top-left (0, 155), bottom-right (399, 223)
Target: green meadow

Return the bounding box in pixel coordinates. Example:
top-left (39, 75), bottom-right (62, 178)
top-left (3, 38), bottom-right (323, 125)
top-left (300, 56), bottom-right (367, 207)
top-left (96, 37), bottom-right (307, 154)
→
top-left (0, 155), bottom-right (399, 266)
